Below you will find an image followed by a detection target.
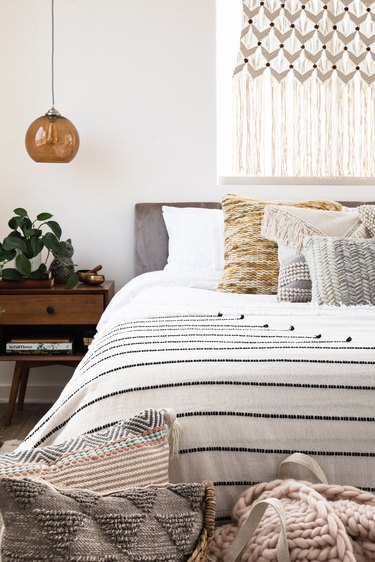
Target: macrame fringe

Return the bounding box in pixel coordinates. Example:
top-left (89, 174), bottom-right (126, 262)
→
top-left (234, 73), bottom-right (375, 177)
top-left (160, 408), bottom-right (182, 459)
top-left (261, 206), bottom-right (321, 253)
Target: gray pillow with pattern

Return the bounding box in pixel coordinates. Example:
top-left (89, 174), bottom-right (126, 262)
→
top-left (304, 237), bottom-right (375, 306)
top-left (0, 477), bottom-right (206, 562)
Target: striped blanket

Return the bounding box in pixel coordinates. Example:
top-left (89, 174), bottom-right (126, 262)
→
top-left (19, 276), bottom-right (375, 520)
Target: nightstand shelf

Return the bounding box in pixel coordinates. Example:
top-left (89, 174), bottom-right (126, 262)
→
top-left (0, 280), bottom-right (115, 426)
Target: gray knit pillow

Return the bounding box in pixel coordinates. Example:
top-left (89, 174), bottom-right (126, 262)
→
top-left (303, 237), bottom-right (375, 306)
top-left (358, 204), bottom-right (375, 236)
top-left (0, 477), bottom-right (206, 561)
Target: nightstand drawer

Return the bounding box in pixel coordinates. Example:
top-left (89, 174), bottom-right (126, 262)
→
top-left (0, 294), bottom-right (104, 325)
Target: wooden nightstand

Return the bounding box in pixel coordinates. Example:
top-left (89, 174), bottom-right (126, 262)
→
top-left (0, 280), bottom-right (115, 426)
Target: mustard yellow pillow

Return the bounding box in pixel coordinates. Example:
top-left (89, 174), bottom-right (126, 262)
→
top-left (218, 195), bottom-right (342, 295)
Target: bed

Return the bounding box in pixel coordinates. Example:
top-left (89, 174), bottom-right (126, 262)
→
top-left (19, 201), bottom-right (375, 522)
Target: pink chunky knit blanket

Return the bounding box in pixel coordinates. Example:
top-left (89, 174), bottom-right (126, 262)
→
top-left (210, 478), bottom-right (375, 561)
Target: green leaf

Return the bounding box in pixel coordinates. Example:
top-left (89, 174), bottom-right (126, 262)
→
top-left (2, 234), bottom-right (27, 253)
top-left (46, 220), bottom-right (62, 239)
top-left (8, 217), bottom-right (21, 230)
top-left (29, 263), bottom-right (47, 279)
top-left (42, 232), bottom-right (61, 253)
top-left (13, 208), bottom-right (28, 217)
top-left (1, 268), bottom-right (24, 280)
top-left (64, 272), bottom-right (79, 289)
top-left (8, 216), bottom-right (33, 237)
top-left (30, 237), bottom-right (44, 257)
top-left (0, 246), bottom-right (16, 262)
top-left (15, 254), bottom-right (31, 276)
top-left (37, 212), bottom-right (53, 221)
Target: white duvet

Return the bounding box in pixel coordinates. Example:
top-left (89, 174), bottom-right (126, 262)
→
top-left (21, 271), bottom-right (375, 519)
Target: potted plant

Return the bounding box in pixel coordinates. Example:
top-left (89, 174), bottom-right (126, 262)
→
top-left (0, 208), bottom-right (78, 289)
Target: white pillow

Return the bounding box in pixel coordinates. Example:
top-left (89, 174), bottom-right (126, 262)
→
top-left (162, 206), bottom-right (224, 272)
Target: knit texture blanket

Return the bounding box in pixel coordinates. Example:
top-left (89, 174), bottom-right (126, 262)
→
top-left (210, 478), bottom-right (375, 561)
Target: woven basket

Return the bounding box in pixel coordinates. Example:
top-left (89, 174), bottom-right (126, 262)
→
top-left (188, 480), bottom-right (216, 562)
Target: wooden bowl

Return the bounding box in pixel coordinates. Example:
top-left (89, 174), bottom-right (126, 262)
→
top-left (85, 274), bottom-right (105, 286)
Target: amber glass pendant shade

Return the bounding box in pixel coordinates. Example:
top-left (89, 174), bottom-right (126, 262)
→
top-left (25, 107), bottom-right (79, 163)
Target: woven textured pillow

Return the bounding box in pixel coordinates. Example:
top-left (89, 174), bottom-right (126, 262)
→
top-left (261, 205), bottom-right (366, 302)
top-left (0, 408), bottom-right (176, 492)
top-left (358, 204), bottom-right (375, 236)
top-left (304, 237), bottom-right (375, 306)
top-left (0, 477), bottom-right (207, 562)
top-left (276, 251), bottom-right (313, 303)
top-left (218, 195), bottom-right (342, 295)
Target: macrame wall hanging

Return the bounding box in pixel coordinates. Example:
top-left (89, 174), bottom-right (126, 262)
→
top-left (234, 0), bottom-right (375, 177)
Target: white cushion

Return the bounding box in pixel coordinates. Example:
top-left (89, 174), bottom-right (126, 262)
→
top-left (162, 206), bottom-right (224, 272)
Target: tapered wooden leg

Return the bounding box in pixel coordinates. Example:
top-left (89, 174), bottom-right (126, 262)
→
top-left (3, 362), bottom-right (24, 426)
top-left (17, 365), bottom-right (30, 411)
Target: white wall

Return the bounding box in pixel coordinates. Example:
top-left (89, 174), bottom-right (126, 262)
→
top-left (0, 0), bottom-right (374, 403)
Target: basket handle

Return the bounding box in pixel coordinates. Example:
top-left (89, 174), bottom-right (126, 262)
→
top-left (277, 452), bottom-right (328, 484)
top-left (224, 498), bottom-right (291, 562)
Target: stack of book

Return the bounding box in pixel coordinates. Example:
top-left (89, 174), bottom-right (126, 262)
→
top-left (6, 338), bottom-right (73, 355)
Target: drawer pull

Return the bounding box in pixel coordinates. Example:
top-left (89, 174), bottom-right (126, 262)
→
top-left (46, 306), bottom-right (55, 314)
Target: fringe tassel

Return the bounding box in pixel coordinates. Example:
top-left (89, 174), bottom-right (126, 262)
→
top-left (292, 78), bottom-right (300, 176)
top-left (371, 83), bottom-right (375, 177)
top-left (160, 408), bottom-right (182, 458)
top-left (304, 79), bottom-right (312, 176)
top-left (360, 79), bottom-right (370, 177)
top-left (324, 78), bottom-right (332, 176)
top-left (233, 75), bottom-right (243, 174)
top-left (271, 76), bottom-right (279, 176)
top-left (347, 78), bottom-right (356, 176)
top-left (280, 77), bottom-right (288, 176)
top-left (261, 206), bottom-right (321, 252)
top-left (316, 80), bottom-right (324, 177)
top-left (234, 72), bottom-right (374, 177)
top-left (336, 79), bottom-right (346, 177)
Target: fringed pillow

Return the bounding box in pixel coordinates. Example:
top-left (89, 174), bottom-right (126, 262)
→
top-left (0, 408), bottom-right (179, 491)
top-left (261, 205), bottom-right (366, 303)
top-left (218, 195), bottom-right (341, 295)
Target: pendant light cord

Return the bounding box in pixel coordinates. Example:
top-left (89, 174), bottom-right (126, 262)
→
top-left (51, 0), bottom-right (55, 108)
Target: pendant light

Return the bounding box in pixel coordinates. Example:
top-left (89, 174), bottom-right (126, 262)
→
top-left (25, 0), bottom-right (79, 163)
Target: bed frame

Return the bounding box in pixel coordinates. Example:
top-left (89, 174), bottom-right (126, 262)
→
top-left (134, 201), bottom-right (369, 276)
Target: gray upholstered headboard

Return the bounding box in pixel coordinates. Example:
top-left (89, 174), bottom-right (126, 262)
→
top-left (134, 200), bottom-right (369, 275)
top-left (134, 202), bottom-right (221, 275)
